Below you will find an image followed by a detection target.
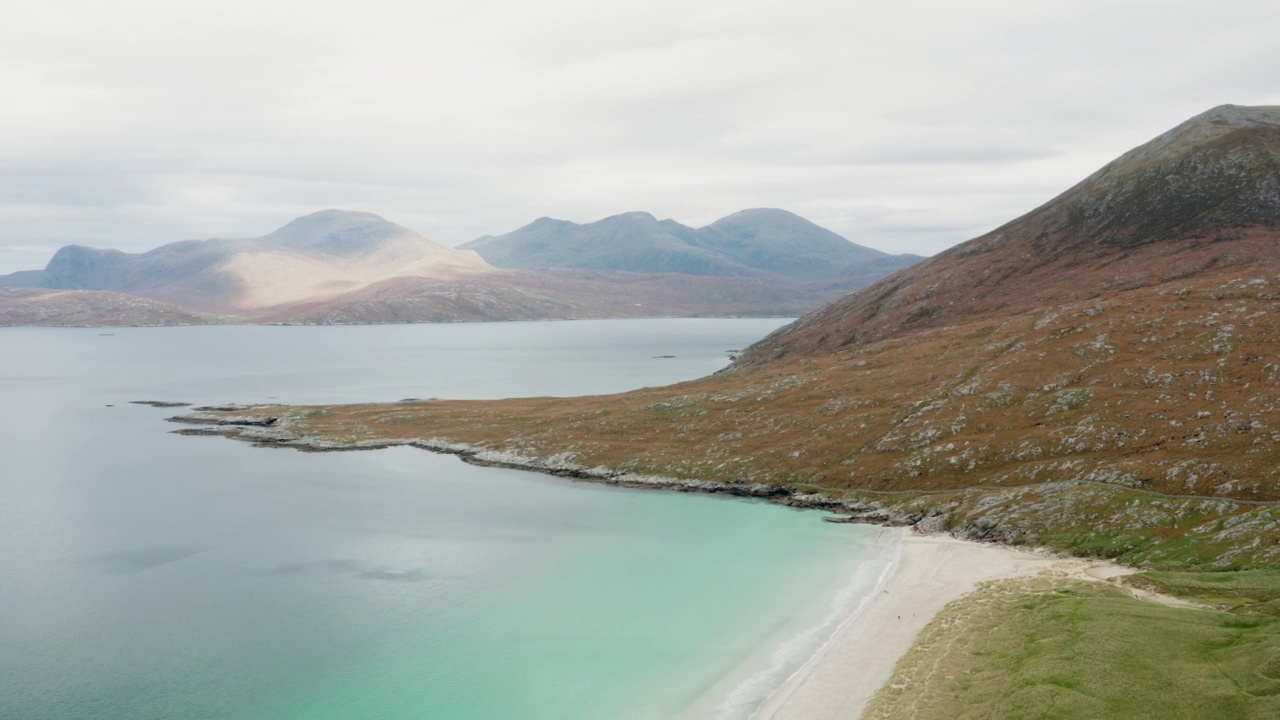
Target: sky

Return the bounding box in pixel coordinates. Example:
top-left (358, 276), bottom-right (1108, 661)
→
top-left (2, 0), bottom-right (1278, 274)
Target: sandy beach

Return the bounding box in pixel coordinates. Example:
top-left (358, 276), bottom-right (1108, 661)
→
top-left (753, 531), bottom-right (1111, 720)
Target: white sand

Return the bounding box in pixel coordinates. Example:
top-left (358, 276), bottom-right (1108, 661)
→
top-left (752, 531), bottom-right (1104, 720)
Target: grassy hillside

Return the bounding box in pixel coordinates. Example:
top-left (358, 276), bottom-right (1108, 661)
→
top-left (864, 577), bottom-right (1280, 719)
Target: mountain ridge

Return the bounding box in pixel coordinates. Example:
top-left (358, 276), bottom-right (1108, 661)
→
top-left (461, 207), bottom-right (922, 290)
top-left (2, 208), bottom-right (921, 325)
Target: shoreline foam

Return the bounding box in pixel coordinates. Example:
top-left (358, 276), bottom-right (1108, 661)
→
top-left (681, 528), bottom-right (905, 720)
top-left (738, 529), bottom-right (904, 720)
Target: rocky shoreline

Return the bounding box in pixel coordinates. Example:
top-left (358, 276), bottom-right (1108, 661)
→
top-left (167, 406), bottom-right (945, 531)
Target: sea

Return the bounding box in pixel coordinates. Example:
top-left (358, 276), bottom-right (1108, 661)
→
top-left (0, 319), bottom-right (899, 720)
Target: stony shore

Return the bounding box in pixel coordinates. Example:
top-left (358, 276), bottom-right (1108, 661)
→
top-left (167, 405), bottom-right (946, 529)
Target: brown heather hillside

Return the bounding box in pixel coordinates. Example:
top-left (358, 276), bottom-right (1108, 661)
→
top-left (182, 106), bottom-right (1280, 569)
top-left (740, 104), bottom-right (1280, 364)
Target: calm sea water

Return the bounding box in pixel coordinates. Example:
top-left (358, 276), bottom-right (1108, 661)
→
top-left (0, 320), bottom-right (896, 720)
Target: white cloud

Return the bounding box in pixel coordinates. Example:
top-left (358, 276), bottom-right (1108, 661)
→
top-left (1, 0), bottom-right (1277, 273)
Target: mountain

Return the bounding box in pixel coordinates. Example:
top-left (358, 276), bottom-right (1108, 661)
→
top-left (227, 105), bottom-right (1280, 569)
top-left (701, 208), bottom-right (912, 280)
top-left (739, 104), bottom-right (1280, 364)
top-left (38, 210), bottom-right (493, 312)
top-left (461, 208), bottom-right (922, 291)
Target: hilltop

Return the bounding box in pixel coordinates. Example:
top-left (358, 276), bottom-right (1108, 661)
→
top-left (182, 105), bottom-right (1280, 569)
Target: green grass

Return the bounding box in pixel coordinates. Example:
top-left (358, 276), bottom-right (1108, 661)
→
top-left (1130, 569), bottom-right (1280, 615)
top-left (864, 578), bottom-right (1280, 719)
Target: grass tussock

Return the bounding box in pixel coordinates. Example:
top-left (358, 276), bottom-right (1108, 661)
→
top-left (1130, 569), bottom-right (1280, 615)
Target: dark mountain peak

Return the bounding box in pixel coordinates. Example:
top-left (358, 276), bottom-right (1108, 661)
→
top-left (1070, 104), bottom-right (1280, 190)
top-left (738, 104), bottom-right (1280, 365)
top-left (1153, 103), bottom-right (1280, 146)
top-left (259, 209), bottom-right (416, 256)
top-left (1001, 104), bottom-right (1280, 260)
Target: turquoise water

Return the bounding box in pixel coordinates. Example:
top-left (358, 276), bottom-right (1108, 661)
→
top-left (0, 320), bottom-right (894, 719)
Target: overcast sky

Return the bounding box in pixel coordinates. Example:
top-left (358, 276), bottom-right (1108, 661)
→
top-left (1, 0), bottom-right (1277, 273)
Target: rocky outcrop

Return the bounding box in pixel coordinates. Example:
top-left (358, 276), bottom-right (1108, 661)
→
top-left (168, 407), bottom-right (932, 527)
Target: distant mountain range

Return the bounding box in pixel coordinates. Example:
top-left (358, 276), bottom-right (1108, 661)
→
top-left (0, 208), bottom-right (920, 325)
top-left (462, 208), bottom-right (921, 291)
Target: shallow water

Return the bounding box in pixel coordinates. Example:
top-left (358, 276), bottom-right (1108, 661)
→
top-left (0, 320), bottom-right (893, 719)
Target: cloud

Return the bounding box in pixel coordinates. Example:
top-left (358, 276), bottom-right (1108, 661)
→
top-left (5, 245), bottom-right (60, 253)
top-left (1, 0), bottom-right (1277, 273)
top-left (844, 145), bottom-right (1062, 166)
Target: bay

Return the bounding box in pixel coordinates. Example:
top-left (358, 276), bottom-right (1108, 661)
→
top-left (0, 320), bottom-right (894, 719)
